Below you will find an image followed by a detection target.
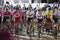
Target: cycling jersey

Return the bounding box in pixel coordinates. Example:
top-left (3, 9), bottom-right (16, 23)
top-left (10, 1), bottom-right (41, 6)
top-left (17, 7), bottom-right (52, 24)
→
top-left (3, 11), bottom-right (11, 16)
top-left (3, 11), bottom-right (11, 22)
top-left (13, 11), bottom-right (21, 23)
top-left (36, 11), bottom-right (43, 22)
top-left (47, 12), bottom-right (51, 19)
top-left (26, 11), bottom-right (34, 18)
top-left (14, 14), bottom-right (20, 23)
top-left (43, 11), bottom-right (48, 17)
top-left (26, 10), bottom-right (34, 23)
top-left (47, 11), bottom-right (52, 19)
top-left (46, 11), bottom-right (52, 22)
top-left (36, 11), bottom-right (43, 19)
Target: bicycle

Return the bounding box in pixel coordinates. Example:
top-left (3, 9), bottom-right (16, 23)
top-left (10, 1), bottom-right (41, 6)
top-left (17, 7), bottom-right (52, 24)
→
top-left (30, 19), bottom-right (36, 37)
top-left (52, 23), bottom-right (58, 40)
top-left (37, 22), bottom-right (42, 40)
top-left (14, 19), bottom-right (22, 35)
top-left (26, 20), bottom-right (34, 40)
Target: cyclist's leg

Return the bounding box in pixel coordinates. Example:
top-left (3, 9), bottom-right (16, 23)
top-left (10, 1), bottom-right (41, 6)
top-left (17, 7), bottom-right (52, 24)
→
top-left (37, 23), bottom-right (41, 38)
top-left (26, 18), bottom-right (31, 35)
top-left (29, 18), bottom-right (34, 36)
top-left (37, 19), bottom-right (43, 38)
top-left (15, 23), bottom-right (19, 37)
top-left (46, 19), bottom-right (52, 33)
top-left (53, 23), bottom-right (58, 39)
top-left (26, 24), bottom-right (29, 35)
top-left (53, 17), bottom-right (58, 39)
top-left (26, 23), bottom-right (30, 35)
top-left (6, 19), bottom-right (11, 29)
top-left (19, 21), bottom-right (22, 35)
top-left (32, 20), bottom-right (35, 36)
top-left (54, 18), bottom-right (58, 31)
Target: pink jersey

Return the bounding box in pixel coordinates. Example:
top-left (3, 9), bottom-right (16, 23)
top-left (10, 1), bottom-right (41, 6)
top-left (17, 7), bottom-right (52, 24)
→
top-left (19, 11), bottom-right (24, 18)
top-left (13, 11), bottom-right (21, 23)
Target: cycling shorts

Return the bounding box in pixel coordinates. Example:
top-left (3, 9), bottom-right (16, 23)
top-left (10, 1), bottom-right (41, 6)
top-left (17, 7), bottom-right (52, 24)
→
top-left (3, 16), bottom-right (10, 23)
top-left (53, 15), bottom-right (58, 23)
top-left (27, 18), bottom-right (33, 24)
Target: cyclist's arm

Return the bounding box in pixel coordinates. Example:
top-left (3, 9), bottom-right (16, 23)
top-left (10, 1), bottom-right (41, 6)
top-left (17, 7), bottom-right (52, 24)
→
top-left (32, 11), bottom-right (35, 19)
top-left (51, 12), bottom-right (53, 22)
top-left (26, 11), bottom-right (29, 21)
top-left (36, 12), bottom-right (38, 22)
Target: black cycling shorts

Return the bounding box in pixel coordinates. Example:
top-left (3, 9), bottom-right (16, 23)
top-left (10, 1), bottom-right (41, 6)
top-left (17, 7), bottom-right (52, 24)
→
top-left (3, 16), bottom-right (10, 23)
top-left (27, 18), bottom-right (33, 24)
top-left (38, 19), bottom-right (43, 23)
top-left (53, 15), bottom-right (58, 23)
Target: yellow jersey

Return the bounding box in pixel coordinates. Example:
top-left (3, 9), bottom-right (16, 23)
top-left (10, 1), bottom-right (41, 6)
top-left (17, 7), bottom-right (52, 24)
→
top-left (43, 11), bottom-right (48, 17)
top-left (47, 11), bottom-right (52, 19)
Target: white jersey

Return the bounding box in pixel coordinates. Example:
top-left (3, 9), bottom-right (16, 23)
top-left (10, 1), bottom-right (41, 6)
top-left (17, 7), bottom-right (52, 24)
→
top-left (36, 11), bottom-right (43, 19)
top-left (9, 10), bottom-right (16, 15)
top-left (26, 10), bottom-right (34, 18)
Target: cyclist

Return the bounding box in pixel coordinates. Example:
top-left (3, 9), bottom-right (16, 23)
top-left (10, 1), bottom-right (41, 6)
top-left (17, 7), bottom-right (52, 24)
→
top-left (3, 8), bottom-right (11, 22)
top-left (3, 8), bottom-right (11, 31)
top-left (52, 7), bottom-right (59, 39)
top-left (46, 7), bottom-right (53, 22)
top-left (26, 7), bottom-right (34, 35)
top-left (36, 8), bottom-right (44, 38)
top-left (53, 7), bottom-right (59, 31)
top-left (45, 7), bottom-right (53, 33)
top-left (13, 7), bottom-right (21, 35)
